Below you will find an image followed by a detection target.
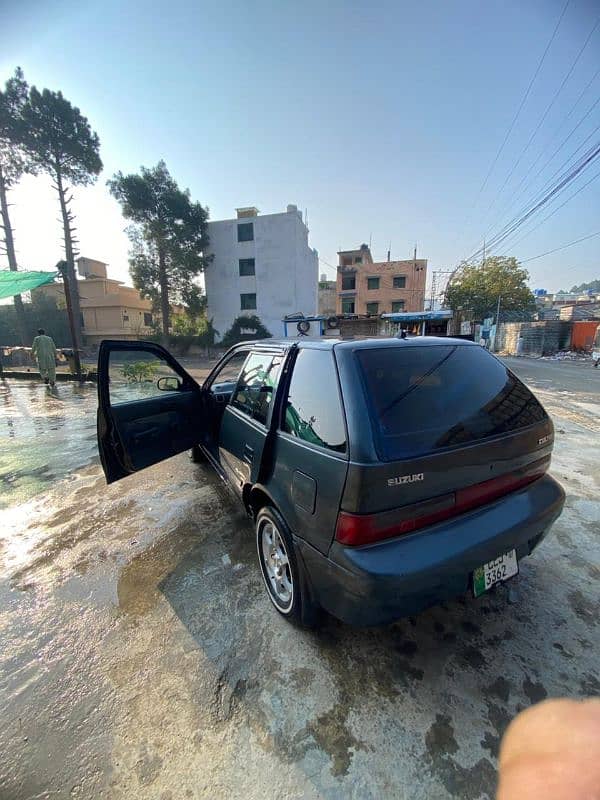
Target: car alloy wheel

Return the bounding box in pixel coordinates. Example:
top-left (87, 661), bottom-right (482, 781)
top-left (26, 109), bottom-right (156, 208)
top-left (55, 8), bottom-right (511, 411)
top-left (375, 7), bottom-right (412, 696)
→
top-left (258, 516), bottom-right (294, 613)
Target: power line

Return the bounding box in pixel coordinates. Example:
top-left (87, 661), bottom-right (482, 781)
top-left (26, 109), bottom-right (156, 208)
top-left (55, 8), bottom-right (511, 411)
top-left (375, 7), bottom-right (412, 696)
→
top-left (499, 167), bottom-right (600, 254)
top-left (495, 66), bottom-right (600, 219)
top-left (318, 257), bottom-right (338, 270)
top-left (520, 230), bottom-right (600, 262)
top-left (465, 139), bottom-right (600, 261)
top-left (482, 14), bottom-right (600, 225)
top-left (482, 88), bottom-right (600, 243)
top-left (467, 0), bottom-right (571, 206)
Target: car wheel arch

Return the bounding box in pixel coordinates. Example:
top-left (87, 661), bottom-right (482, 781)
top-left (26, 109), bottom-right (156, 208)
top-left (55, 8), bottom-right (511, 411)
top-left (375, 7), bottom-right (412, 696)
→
top-left (246, 484), bottom-right (275, 520)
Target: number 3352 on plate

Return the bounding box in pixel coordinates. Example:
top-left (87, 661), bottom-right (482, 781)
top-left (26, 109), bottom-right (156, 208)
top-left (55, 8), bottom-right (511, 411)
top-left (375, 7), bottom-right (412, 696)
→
top-left (473, 550), bottom-right (519, 597)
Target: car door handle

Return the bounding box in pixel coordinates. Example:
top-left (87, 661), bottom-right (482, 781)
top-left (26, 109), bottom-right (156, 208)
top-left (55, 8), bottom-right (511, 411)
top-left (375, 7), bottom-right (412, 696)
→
top-left (243, 444), bottom-right (254, 464)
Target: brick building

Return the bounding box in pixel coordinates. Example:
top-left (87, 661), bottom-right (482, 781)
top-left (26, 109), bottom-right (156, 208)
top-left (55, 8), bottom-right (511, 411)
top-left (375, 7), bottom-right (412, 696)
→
top-left (336, 244), bottom-right (427, 316)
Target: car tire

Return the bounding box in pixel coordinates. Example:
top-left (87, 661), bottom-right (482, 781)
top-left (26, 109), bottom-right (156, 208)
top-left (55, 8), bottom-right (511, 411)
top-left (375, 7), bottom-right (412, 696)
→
top-left (256, 506), bottom-right (319, 627)
top-left (190, 444), bottom-right (207, 463)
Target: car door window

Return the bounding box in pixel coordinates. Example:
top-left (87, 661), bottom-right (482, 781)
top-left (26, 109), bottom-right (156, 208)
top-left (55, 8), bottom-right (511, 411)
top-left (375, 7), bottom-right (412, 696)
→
top-left (231, 352), bottom-right (281, 425)
top-left (283, 349), bottom-right (346, 452)
top-left (108, 350), bottom-right (184, 405)
top-left (207, 349), bottom-right (249, 389)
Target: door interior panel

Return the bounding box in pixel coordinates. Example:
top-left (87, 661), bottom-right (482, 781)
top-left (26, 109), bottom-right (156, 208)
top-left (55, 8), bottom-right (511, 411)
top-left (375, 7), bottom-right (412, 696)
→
top-left (110, 392), bottom-right (202, 472)
top-left (97, 340), bottom-right (207, 483)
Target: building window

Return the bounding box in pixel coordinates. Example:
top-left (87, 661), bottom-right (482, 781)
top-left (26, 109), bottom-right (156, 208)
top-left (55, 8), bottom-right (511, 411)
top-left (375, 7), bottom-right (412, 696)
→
top-left (123, 314), bottom-right (129, 323)
top-left (354, 256), bottom-right (363, 264)
top-left (367, 277), bottom-right (380, 290)
top-left (393, 275), bottom-right (407, 288)
top-left (366, 302), bottom-right (379, 316)
top-left (241, 293), bottom-right (257, 310)
top-left (144, 312), bottom-right (153, 326)
top-left (80, 313), bottom-right (85, 329)
top-left (341, 274), bottom-right (356, 290)
top-left (237, 222), bottom-right (254, 242)
top-left (239, 258), bottom-right (255, 276)
top-left (341, 298), bottom-right (355, 314)
top-left (392, 300), bottom-right (405, 313)
top-left (342, 256), bottom-right (352, 266)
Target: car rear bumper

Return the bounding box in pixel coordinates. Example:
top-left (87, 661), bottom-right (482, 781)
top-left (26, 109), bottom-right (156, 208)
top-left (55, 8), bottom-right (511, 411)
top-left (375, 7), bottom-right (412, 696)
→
top-left (296, 474), bottom-right (565, 626)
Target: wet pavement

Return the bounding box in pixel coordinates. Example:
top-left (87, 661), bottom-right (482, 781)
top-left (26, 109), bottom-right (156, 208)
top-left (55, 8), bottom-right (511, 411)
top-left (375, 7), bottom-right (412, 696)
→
top-left (0, 381), bottom-right (99, 509)
top-left (0, 360), bottom-right (598, 799)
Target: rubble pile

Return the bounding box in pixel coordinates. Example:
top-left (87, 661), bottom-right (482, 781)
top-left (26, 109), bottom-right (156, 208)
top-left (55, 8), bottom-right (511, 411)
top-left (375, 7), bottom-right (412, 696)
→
top-left (540, 350), bottom-right (592, 361)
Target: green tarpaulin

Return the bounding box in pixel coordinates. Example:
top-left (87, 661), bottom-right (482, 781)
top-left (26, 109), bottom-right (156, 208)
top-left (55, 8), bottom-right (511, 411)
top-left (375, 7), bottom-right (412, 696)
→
top-left (0, 270), bottom-right (58, 300)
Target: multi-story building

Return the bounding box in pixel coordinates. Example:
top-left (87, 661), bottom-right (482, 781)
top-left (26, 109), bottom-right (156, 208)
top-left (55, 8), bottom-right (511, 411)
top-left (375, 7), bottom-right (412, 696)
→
top-left (205, 205), bottom-right (318, 340)
top-left (34, 257), bottom-right (170, 345)
top-left (336, 244), bottom-right (427, 316)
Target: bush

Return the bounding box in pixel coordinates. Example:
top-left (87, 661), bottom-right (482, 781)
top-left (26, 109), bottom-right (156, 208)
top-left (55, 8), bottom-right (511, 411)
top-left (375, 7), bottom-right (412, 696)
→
top-left (121, 361), bottom-right (159, 382)
top-left (145, 315), bottom-right (218, 354)
top-left (221, 314), bottom-right (272, 348)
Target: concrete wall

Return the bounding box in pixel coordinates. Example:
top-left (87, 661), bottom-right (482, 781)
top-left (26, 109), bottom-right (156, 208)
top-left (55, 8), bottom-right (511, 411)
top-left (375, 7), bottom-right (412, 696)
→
top-left (495, 321), bottom-right (572, 356)
top-left (318, 281), bottom-right (336, 316)
top-left (205, 207), bottom-right (318, 340)
top-left (77, 257), bottom-right (108, 278)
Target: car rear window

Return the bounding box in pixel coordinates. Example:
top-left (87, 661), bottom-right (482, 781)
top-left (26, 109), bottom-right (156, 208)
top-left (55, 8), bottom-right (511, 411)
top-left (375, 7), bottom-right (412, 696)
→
top-left (356, 344), bottom-right (547, 460)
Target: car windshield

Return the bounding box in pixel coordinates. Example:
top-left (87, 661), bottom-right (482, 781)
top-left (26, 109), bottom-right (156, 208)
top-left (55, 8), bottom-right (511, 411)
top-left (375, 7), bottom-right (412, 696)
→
top-left (357, 345), bottom-right (547, 460)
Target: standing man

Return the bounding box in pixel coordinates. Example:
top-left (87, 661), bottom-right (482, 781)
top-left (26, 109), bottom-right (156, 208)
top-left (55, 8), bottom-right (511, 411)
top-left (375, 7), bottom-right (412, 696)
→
top-left (31, 328), bottom-right (57, 387)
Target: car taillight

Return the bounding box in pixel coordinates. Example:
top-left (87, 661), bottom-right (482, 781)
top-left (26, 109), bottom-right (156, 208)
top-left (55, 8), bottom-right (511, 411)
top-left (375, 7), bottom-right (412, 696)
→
top-left (335, 456), bottom-right (550, 547)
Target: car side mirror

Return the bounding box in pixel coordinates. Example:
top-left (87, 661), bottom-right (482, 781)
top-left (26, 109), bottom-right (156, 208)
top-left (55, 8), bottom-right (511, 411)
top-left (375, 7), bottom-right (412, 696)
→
top-left (157, 375), bottom-right (182, 392)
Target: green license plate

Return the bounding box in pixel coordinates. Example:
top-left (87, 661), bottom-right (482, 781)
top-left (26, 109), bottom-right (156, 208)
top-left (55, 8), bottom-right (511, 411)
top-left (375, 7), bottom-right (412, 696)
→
top-left (473, 549), bottom-right (519, 597)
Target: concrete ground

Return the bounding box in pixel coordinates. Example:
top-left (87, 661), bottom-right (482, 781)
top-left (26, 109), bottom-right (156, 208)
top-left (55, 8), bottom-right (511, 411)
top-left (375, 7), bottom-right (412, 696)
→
top-left (0, 357), bottom-right (598, 799)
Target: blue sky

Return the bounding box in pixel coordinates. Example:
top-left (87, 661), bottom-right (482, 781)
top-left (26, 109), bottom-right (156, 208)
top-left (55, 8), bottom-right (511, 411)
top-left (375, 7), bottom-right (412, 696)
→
top-left (1, 0), bottom-right (599, 293)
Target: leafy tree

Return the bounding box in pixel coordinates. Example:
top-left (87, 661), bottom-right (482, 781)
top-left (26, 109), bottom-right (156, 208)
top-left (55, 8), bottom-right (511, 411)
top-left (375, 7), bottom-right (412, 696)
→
top-left (568, 279), bottom-right (600, 294)
top-left (446, 256), bottom-right (535, 320)
top-left (170, 313), bottom-right (218, 351)
top-left (20, 84), bottom-right (102, 356)
top-left (181, 284), bottom-right (207, 318)
top-left (126, 226), bottom-right (207, 328)
top-left (221, 314), bottom-right (272, 348)
top-left (108, 161), bottom-right (210, 337)
top-left (0, 294), bottom-right (70, 347)
top-left (0, 67), bottom-right (36, 344)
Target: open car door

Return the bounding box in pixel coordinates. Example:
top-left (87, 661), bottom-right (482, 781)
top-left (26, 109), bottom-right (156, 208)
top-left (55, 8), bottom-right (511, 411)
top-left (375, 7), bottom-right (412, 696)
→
top-left (97, 340), bottom-right (205, 484)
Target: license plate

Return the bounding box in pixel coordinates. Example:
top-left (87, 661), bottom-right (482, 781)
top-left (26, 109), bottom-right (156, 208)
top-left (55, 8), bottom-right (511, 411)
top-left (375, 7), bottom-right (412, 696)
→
top-left (473, 550), bottom-right (518, 597)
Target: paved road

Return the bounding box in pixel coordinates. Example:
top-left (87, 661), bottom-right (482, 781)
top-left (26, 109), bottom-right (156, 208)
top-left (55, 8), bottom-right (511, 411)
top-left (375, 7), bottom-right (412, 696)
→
top-left (504, 355), bottom-right (598, 396)
top-left (0, 359), bottom-right (598, 799)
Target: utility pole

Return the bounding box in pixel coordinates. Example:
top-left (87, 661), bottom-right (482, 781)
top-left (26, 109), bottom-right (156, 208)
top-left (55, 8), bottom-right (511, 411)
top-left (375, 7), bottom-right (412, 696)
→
top-left (57, 260), bottom-right (82, 379)
top-left (493, 294), bottom-right (502, 352)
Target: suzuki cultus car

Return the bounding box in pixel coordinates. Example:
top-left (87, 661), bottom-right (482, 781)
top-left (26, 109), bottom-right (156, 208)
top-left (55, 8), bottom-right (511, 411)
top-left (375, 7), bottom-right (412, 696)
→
top-left (97, 337), bottom-right (565, 626)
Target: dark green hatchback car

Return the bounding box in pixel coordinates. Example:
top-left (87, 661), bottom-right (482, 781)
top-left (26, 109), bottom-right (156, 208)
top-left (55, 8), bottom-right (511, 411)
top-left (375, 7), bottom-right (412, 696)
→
top-left (97, 337), bottom-right (565, 627)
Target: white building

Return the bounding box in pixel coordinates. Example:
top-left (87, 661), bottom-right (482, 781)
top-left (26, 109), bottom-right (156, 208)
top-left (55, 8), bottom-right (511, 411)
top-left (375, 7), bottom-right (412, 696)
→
top-left (205, 205), bottom-right (318, 340)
